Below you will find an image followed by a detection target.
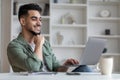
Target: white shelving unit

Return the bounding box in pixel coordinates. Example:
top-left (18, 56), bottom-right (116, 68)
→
top-left (10, 0), bottom-right (120, 72)
top-left (88, 0), bottom-right (120, 53)
top-left (88, 0), bottom-right (120, 72)
top-left (50, 0), bottom-right (87, 62)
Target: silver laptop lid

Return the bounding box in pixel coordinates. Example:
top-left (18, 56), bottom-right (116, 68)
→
top-left (80, 37), bottom-right (107, 65)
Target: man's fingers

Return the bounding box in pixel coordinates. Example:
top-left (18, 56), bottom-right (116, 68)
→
top-left (69, 58), bottom-right (79, 64)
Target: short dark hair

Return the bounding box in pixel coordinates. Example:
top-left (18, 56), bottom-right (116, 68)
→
top-left (18, 3), bottom-right (42, 21)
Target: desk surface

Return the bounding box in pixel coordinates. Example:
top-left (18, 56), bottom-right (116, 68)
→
top-left (0, 72), bottom-right (120, 80)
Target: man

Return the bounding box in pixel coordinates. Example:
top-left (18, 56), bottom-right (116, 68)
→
top-left (7, 3), bottom-right (91, 72)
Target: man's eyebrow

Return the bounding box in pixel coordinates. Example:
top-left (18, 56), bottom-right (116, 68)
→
top-left (31, 16), bottom-right (41, 19)
top-left (31, 16), bottom-right (37, 19)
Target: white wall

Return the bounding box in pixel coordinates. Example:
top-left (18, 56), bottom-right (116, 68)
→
top-left (1, 0), bottom-right (11, 72)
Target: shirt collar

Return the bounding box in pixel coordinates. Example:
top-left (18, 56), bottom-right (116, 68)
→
top-left (17, 33), bottom-right (30, 47)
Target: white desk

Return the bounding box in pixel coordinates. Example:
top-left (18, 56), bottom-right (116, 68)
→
top-left (0, 72), bottom-right (120, 80)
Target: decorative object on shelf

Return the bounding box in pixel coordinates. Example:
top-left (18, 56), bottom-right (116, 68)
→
top-left (56, 32), bottom-right (64, 45)
top-left (61, 12), bottom-right (76, 24)
top-left (105, 29), bottom-right (111, 35)
top-left (53, 0), bottom-right (58, 3)
top-left (69, 0), bottom-right (77, 3)
top-left (100, 10), bottom-right (111, 17)
top-left (13, 1), bottom-right (18, 15)
top-left (43, 3), bottom-right (49, 16)
top-left (102, 48), bottom-right (107, 53)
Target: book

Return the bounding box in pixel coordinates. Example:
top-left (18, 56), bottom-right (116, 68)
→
top-left (43, 3), bottom-right (49, 16)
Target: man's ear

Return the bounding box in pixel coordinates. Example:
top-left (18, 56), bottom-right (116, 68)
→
top-left (19, 17), bottom-right (25, 26)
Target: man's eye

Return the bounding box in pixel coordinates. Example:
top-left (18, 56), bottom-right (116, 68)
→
top-left (32, 18), bottom-right (36, 20)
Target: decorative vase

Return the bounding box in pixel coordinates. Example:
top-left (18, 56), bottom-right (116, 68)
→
top-left (69, 0), bottom-right (77, 3)
top-left (56, 32), bottom-right (63, 45)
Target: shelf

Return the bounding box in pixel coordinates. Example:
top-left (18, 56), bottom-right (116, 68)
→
top-left (89, 1), bottom-right (120, 6)
top-left (51, 3), bottom-right (87, 9)
top-left (90, 35), bottom-right (120, 39)
top-left (52, 24), bottom-right (87, 28)
top-left (41, 16), bottom-right (50, 19)
top-left (102, 53), bottom-right (120, 56)
top-left (89, 17), bottom-right (120, 22)
top-left (52, 45), bottom-right (85, 48)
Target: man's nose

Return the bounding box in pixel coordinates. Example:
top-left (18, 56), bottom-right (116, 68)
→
top-left (37, 20), bottom-right (42, 26)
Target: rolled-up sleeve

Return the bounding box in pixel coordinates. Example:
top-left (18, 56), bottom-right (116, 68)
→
top-left (44, 41), bottom-right (60, 71)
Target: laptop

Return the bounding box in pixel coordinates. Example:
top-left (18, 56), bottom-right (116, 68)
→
top-left (67, 37), bottom-right (106, 72)
top-left (79, 37), bottom-right (106, 65)
top-left (70, 37), bottom-right (106, 67)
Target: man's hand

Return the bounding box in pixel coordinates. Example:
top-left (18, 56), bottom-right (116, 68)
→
top-left (33, 35), bottom-right (45, 61)
top-left (63, 58), bottom-right (79, 66)
top-left (34, 35), bottom-right (45, 47)
top-left (57, 58), bottom-right (79, 72)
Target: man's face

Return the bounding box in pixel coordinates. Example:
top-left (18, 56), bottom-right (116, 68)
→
top-left (22, 10), bottom-right (42, 35)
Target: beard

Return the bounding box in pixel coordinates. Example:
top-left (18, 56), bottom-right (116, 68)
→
top-left (29, 30), bottom-right (41, 36)
top-left (26, 24), bottom-right (41, 36)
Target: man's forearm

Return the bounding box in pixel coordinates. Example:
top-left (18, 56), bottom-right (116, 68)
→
top-left (34, 45), bottom-right (43, 61)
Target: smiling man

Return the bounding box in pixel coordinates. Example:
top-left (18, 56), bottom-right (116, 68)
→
top-left (7, 3), bottom-right (91, 72)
